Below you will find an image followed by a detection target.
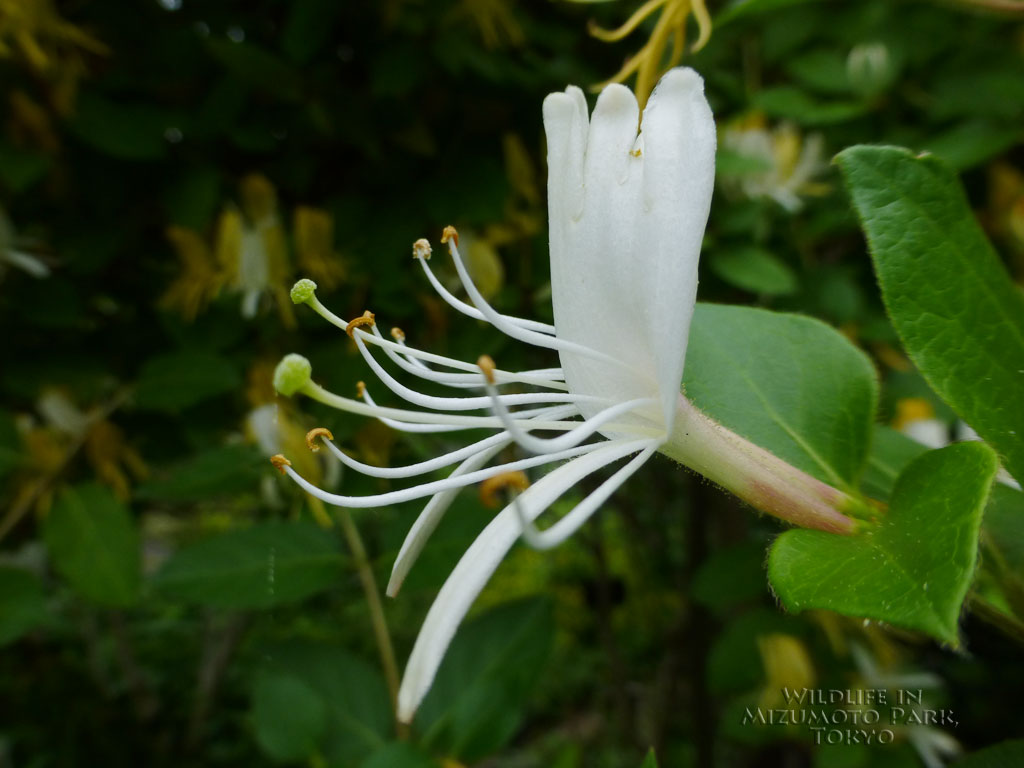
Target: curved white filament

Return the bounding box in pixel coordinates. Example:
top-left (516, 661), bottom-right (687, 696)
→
top-left (514, 441), bottom-right (659, 549)
top-left (351, 332), bottom-right (588, 412)
top-left (415, 254), bottom-right (556, 335)
top-left (396, 437), bottom-right (653, 722)
top-left (317, 404), bottom-right (577, 479)
top-left (282, 440), bottom-right (611, 509)
top-left (387, 439), bottom-right (511, 597)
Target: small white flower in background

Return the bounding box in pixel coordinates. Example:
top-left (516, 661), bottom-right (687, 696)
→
top-left (720, 115), bottom-right (827, 212)
top-left (274, 67), bottom-right (718, 721)
top-left (0, 207), bottom-right (50, 281)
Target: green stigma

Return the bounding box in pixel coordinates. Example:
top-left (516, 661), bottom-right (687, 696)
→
top-left (274, 353), bottom-right (312, 396)
top-left (290, 278), bottom-right (318, 305)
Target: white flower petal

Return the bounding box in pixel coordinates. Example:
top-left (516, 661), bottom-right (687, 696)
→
top-left (396, 438), bottom-right (651, 722)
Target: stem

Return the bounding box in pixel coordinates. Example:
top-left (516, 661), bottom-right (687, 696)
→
top-left (307, 495), bottom-right (404, 735)
top-left (660, 395), bottom-right (861, 535)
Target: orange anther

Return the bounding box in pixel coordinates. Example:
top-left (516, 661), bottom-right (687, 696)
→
top-left (305, 427), bottom-right (334, 452)
top-left (412, 238), bottom-right (432, 260)
top-left (270, 454), bottom-right (292, 475)
top-left (477, 355), bottom-right (497, 384)
top-left (345, 310), bottom-right (375, 337)
top-left (441, 225), bottom-right (459, 247)
top-left (479, 471), bottom-right (530, 508)
top-left (391, 327), bottom-right (406, 342)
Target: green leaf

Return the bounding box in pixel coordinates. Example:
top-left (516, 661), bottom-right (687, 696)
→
top-left (684, 303), bottom-right (878, 489)
top-left (768, 442), bottom-right (998, 646)
top-left (153, 521), bottom-right (345, 609)
top-left (861, 426), bottom-right (929, 500)
top-left (955, 740), bottom-right (1024, 768)
top-left (640, 747), bottom-right (660, 768)
top-left (754, 87), bottom-right (867, 126)
top-left (134, 350), bottom-right (241, 412)
top-left (0, 567), bottom-right (49, 645)
top-left (415, 597), bottom-right (555, 762)
top-left (923, 121), bottom-right (1022, 172)
top-left (360, 743), bottom-right (440, 768)
top-left (44, 484), bottom-right (140, 607)
top-left (837, 145), bottom-right (1024, 485)
top-left (260, 642), bottom-right (392, 765)
top-left (137, 445), bottom-right (263, 502)
top-left (710, 247), bottom-right (799, 296)
top-left (68, 93), bottom-right (179, 161)
top-left (250, 673), bottom-right (328, 762)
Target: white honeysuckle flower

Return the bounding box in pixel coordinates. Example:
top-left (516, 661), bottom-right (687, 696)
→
top-left (271, 67), bottom-right (858, 723)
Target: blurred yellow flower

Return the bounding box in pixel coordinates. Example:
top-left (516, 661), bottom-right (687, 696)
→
top-left (589, 0), bottom-right (712, 107)
top-left (454, 0), bottom-right (524, 48)
top-left (294, 206), bottom-right (346, 291)
top-left (756, 633), bottom-right (816, 712)
top-left (161, 226), bottom-right (222, 321)
top-left (0, 0), bottom-right (107, 74)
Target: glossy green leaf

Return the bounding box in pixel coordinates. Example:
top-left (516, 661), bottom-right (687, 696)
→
top-left (44, 484), bottom-right (140, 607)
top-left (134, 350), bottom-right (241, 412)
top-left (153, 521), bottom-right (345, 609)
top-left (640, 747), bottom-right (660, 768)
top-left (0, 567), bottom-right (49, 645)
top-left (861, 425), bottom-right (929, 500)
top-left (769, 442), bottom-right (998, 646)
top-left (251, 673), bottom-right (327, 762)
top-left (684, 303), bottom-right (878, 489)
top-left (415, 597), bottom-right (555, 762)
top-left (360, 743), bottom-right (439, 768)
top-left (710, 247), bottom-right (799, 296)
top-left (837, 145), bottom-right (1024, 485)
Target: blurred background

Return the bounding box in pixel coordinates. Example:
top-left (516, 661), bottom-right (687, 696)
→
top-left (1, 1), bottom-right (1023, 766)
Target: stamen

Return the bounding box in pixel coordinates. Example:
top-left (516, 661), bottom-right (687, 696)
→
top-left (305, 427), bottom-right (334, 452)
top-left (412, 239), bottom-right (432, 260)
top-left (317, 412), bottom-right (570, 479)
top-left (388, 439), bottom-right (510, 596)
top-left (280, 440), bottom-right (612, 509)
top-left (367, 325), bottom-right (568, 391)
top-left (480, 471), bottom-right (529, 508)
top-left (346, 310), bottom-right (376, 337)
top-left (391, 327), bottom-right (405, 341)
top-left (477, 354), bottom-right (497, 385)
top-left (440, 225), bottom-right (459, 247)
top-left (350, 331), bottom-right (589, 412)
top-left (514, 442), bottom-right (659, 550)
top-left (270, 454), bottom-right (292, 474)
top-left (309, 379), bottom-right (581, 433)
top-left (445, 237), bottom-right (636, 373)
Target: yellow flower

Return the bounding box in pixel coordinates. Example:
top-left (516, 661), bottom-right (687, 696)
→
top-left (756, 633), bottom-right (816, 712)
top-left (589, 0), bottom-right (712, 108)
top-left (453, 0), bottom-right (524, 49)
top-left (161, 226), bottom-right (222, 321)
top-left (0, 0), bottom-right (107, 74)
top-left (216, 174), bottom-right (295, 327)
top-left (293, 207), bottom-right (346, 291)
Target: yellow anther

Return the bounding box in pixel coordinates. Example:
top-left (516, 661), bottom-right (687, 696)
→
top-left (479, 471), bottom-right (530, 509)
top-left (391, 327), bottom-right (406, 342)
top-left (345, 310), bottom-right (376, 337)
top-left (356, 381), bottom-right (366, 399)
top-left (441, 225), bottom-right (460, 247)
top-left (477, 355), bottom-right (497, 384)
top-left (270, 454), bottom-right (292, 475)
top-left (630, 148), bottom-right (642, 157)
top-left (412, 238), bottom-right (432, 260)
top-left (305, 427), bottom-right (334, 452)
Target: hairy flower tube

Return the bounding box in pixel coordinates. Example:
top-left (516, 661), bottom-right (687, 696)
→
top-left (272, 68), bottom-right (863, 722)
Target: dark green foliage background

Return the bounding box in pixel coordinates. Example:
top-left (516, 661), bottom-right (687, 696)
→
top-left (1, 1), bottom-right (1023, 766)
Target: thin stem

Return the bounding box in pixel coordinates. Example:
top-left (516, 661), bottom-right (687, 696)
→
top-left (661, 395), bottom-right (862, 535)
top-left (307, 495), bottom-right (405, 736)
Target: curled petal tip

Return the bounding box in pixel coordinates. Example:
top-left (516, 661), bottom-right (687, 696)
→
top-left (305, 427), bottom-right (334, 452)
